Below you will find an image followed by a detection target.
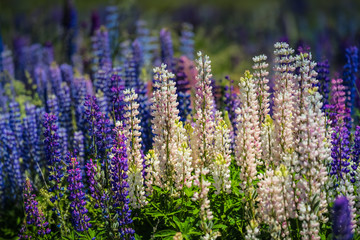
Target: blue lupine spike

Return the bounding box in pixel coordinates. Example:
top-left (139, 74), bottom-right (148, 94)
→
top-left (180, 23), bottom-right (195, 60)
top-left (65, 153), bottom-right (91, 231)
top-left (0, 161), bottom-right (4, 206)
top-left (105, 5), bottom-right (119, 57)
top-left (109, 123), bottom-right (134, 239)
top-left (34, 66), bottom-right (49, 105)
top-left (160, 28), bottom-right (175, 72)
top-left (73, 131), bottom-right (85, 174)
top-left (343, 46), bottom-right (358, 119)
top-left (58, 127), bottom-right (68, 158)
top-left (46, 95), bottom-right (60, 119)
top-left (109, 72), bottom-right (125, 123)
top-left (90, 10), bottom-right (100, 36)
top-left (332, 196), bottom-right (353, 240)
top-left (316, 59), bottom-right (331, 110)
top-left (43, 42), bottom-right (54, 66)
top-left (58, 83), bottom-right (73, 141)
top-left (49, 63), bottom-right (63, 98)
top-left (175, 57), bottom-right (191, 122)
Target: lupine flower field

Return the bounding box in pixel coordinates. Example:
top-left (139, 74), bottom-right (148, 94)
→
top-left (1, 1), bottom-right (360, 240)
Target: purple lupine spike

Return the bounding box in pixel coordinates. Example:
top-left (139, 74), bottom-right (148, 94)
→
top-left (0, 161), bottom-right (4, 206)
top-left (19, 178), bottom-right (51, 239)
top-left (350, 126), bottom-right (360, 183)
top-left (109, 72), bottom-right (125, 123)
top-left (43, 42), bottom-right (54, 66)
top-left (1, 48), bottom-right (15, 79)
top-left (49, 63), bottom-right (63, 97)
top-left (84, 95), bottom-right (112, 161)
top-left (66, 153), bottom-right (91, 232)
top-left (43, 113), bottom-right (63, 195)
top-left (9, 101), bottom-right (23, 146)
top-left (316, 60), bottom-right (331, 110)
top-left (73, 131), bottom-right (85, 173)
top-left (343, 47), bottom-right (358, 118)
top-left (160, 28), bottom-right (175, 71)
top-left (58, 83), bottom-right (73, 141)
top-left (62, 0), bottom-right (78, 63)
top-left (176, 57), bottom-right (191, 122)
top-left (109, 123), bottom-right (135, 239)
top-left (86, 158), bottom-right (106, 210)
top-left (180, 23), bottom-right (195, 60)
top-left (332, 196), bottom-right (353, 240)
top-left (3, 128), bottom-right (23, 192)
top-left (23, 106), bottom-right (39, 175)
top-left (326, 78), bottom-right (350, 127)
top-left (34, 66), bottom-right (48, 104)
top-left (330, 124), bottom-right (351, 183)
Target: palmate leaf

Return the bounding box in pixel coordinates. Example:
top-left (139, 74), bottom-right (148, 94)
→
top-left (153, 229), bottom-right (178, 237)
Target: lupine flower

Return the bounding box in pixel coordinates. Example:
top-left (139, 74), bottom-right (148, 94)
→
top-left (176, 57), bottom-right (192, 122)
top-left (19, 178), bottom-right (51, 239)
top-left (193, 51), bottom-right (215, 168)
top-left (109, 72), bottom-right (125, 123)
top-left (180, 23), bottom-right (195, 60)
top-left (316, 59), bottom-right (331, 109)
top-left (160, 28), bottom-right (175, 71)
top-left (109, 122), bottom-right (135, 239)
top-left (66, 153), bottom-right (91, 232)
top-left (191, 51), bottom-right (217, 237)
top-left (150, 63), bottom-right (179, 189)
top-left (327, 78), bottom-right (350, 126)
top-left (272, 42), bottom-right (296, 167)
top-left (234, 70), bottom-right (261, 239)
top-left (343, 46), bottom-right (358, 117)
top-left (332, 196), bottom-right (353, 240)
top-left (173, 120), bottom-right (194, 194)
top-left (211, 111), bottom-right (231, 195)
top-left (252, 54), bottom-right (270, 128)
top-left (123, 88), bottom-right (147, 208)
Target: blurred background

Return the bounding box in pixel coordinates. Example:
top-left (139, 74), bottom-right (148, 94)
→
top-left (1, 0), bottom-right (360, 80)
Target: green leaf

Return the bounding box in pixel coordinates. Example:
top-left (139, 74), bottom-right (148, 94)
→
top-left (153, 229), bottom-right (177, 237)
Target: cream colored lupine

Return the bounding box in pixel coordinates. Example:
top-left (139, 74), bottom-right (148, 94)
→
top-left (296, 88), bottom-right (329, 240)
top-left (235, 70), bottom-right (261, 239)
top-left (173, 120), bottom-right (194, 194)
top-left (211, 111), bottom-right (231, 195)
top-left (193, 51), bottom-right (215, 168)
top-left (144, 150), bottom-right (160, 194)
top-left (272, 42), bottom-right (296, 167)
top-left (123, 88), bottom-right (147, 208)
top-left (192, 51), bottom-right (216, 237)
top-left (257, 169), bottom-right (284, 240)
top-left (252, 54), bottom-right (270, 128)
top-left (261, 115), bottom-right (275, 169)
top-left (151, 64), bottom-right (180, 189)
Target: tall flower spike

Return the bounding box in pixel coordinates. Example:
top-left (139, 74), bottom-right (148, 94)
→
top-left (151, 63), bottom-right (180, 189)
top-left (66, 154), bottom-right (91, 232)
top-left (252, 54), bottom-right (270, 128)
top-left (19, 179), bottom-right (51, 239)
top-left (272, 42), bottom-right (296, 167)
top-left (234, 70), bottom-right (261, 239)
top-left (173, 120), bottom-right (194, 194)
top-left (193, 51), bottom-right (215, 168)
top-left (192, 52), bottom-right (218, 238)
top-left (109, 122), bottom-right (135, 239)
top-left (124, 89), bottom-right (147, 208)
top-left (332, 196), bottom-right (353, 240)
top-left (211, 111), bottom-right (231, 195)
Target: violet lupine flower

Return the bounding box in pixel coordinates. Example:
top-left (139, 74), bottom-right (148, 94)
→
top-left (66, 153), bottom-right (91, 232)
top-left (350, 126), bottom-right (360, 182)
top-left (327, 78), bottom-right (350, 127)
top-left (109, 123), bottom-right (135, 239)
top-left (0, 161), bottom-right (4, 205)
top-left (316, 59), bottom-right (331, 110)
top-left (19, 178), bottom-right (51, 239)
top-left (43, 113), bottom-right (63, 195)
top-left (332, 196), bottom-right (353, 240)
top-left (180, 23), bottom-right (194, 60)
top-left (160, 28), bottom-right (175, 72)
top-left (90, 10), bottom-right (101, 36)
top-left (2, 128), bottom-right (23, 193)
top-left (84, 95), bottom-right (112, 161)
top-left (58, 83), bottom-right (73, 140)
top-left (85, 159), bottom-right (106, 210)
top-left (176, 57), bottom-right (192, 122)
top-left (343, 47), bottom-right (358, 118)
top-left (49, 63), bottom-right (63, 97)
top-left (9, 101), bottom-right (23, 149)
top-left (109, 71), bottom-right (125, 123)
